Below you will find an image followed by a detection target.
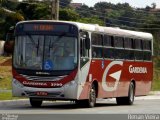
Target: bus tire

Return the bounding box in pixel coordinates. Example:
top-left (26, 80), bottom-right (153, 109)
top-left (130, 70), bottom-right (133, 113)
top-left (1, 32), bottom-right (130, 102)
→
top-left (29, 98), bottom-right (43, 107)
top-left (76, 84), bottom-right (96, 108)
top-left (116, 82), bottom-right (135, 105)
top-left (86, 84), bottom-right (96, 108)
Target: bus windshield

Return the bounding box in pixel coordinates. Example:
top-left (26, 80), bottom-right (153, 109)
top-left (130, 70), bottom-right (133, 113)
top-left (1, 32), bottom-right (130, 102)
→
top-left (13, 34), bottom-right (77, 71)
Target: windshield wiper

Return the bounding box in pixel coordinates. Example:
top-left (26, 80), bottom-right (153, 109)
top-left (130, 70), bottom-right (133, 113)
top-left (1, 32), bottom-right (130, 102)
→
top-left (26, 34), bottom-right (40, 56)
top-left (49, 32), bottom-right (66, 49)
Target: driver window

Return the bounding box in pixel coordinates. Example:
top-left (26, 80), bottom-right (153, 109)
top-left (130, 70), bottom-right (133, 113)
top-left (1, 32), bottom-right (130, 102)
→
top-left (80, 31), bottom-right (89, 58)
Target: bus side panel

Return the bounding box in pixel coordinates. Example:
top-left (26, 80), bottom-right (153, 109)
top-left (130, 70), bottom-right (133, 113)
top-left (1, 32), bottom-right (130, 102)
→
top-left (116, 61), bottom-right (153, 97)
top-left (79, 60), bottom-right (115, 99)
top-left (78, 60), bottom-right (153, 99)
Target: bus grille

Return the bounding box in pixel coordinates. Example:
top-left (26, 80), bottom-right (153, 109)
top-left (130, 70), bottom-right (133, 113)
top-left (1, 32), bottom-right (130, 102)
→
top-left (20, 74), bottom-right (67, 81)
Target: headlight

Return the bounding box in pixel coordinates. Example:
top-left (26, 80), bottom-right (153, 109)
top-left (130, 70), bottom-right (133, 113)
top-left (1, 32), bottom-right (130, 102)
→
top-left (13, 79), bottom-right (24, 88)
top-left (65, 80), bottom-right (76, 88)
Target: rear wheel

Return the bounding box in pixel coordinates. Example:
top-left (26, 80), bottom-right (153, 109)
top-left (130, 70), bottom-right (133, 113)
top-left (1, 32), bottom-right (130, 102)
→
top-left (116, 82), bottom-right (135, 105)
top-left (30, 98), bottom-right (43, 107)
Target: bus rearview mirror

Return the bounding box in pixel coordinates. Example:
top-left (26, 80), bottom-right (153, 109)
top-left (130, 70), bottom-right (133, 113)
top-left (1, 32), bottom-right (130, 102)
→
top-left (85, 38), bottom-right (90, 50)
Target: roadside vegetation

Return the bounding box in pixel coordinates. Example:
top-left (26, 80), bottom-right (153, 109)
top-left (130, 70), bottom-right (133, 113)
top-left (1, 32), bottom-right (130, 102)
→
top-left (152, 57), bottom-right (160, 91)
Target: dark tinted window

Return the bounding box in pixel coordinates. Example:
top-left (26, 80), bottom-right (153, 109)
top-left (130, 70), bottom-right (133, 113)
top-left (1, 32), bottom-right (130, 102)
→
top-left (124, 50), bottom-right (134, 60)
top-left (143, 51), bottom-right (151, 61)
top-left (143, 40), bottom-right (151, 50)
top-left (104, 48), bottom-right (114, 59)
top-left (104, 35), bottom-right (113, 47)
top-left (114, 36), bottom-right (124, 48)
top-left (91, 33), bottom-right (102, 45)
top-left (124, 38), bottom-right (133, 49)
top-left (135, 39), bottom-right (142, 49)
top-left (92, 47), bottom-right (103, 58)
top-left (135, 51), bottom-right (143, 60)
top-left (114, 49), bottom-right (126, 59)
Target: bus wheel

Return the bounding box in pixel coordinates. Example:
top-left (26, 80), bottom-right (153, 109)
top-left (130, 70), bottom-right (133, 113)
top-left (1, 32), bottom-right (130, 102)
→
top-left (86, 84), bottom-right (96, 108)
top-left (29, 98), bottom-right (43, 107)
top-left (76, 84), bottom-right (96, 108)
top-left (116, 82), bottom-right (135, 105)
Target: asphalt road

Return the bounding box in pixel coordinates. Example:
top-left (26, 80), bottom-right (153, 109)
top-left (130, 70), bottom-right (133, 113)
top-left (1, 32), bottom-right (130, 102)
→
top-left (0, 96), bottom-right (160, 114)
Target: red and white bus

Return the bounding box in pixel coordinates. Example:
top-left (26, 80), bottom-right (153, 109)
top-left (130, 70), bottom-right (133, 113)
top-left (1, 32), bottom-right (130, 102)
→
top-left (12, 20), bottom-right (153, 108)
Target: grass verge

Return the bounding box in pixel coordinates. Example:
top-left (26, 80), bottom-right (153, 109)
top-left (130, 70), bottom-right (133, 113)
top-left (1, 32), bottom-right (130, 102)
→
top-left (0, 92), bottom-right (20, 100)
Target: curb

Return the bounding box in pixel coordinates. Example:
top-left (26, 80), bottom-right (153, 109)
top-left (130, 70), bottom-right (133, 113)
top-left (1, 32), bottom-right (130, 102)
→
top-left (0, 99), bottom-right (29, 107)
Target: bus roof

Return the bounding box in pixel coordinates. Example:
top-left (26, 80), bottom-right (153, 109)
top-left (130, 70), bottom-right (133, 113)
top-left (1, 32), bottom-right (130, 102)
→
top-left (17, 20), bottom-right (153, 40)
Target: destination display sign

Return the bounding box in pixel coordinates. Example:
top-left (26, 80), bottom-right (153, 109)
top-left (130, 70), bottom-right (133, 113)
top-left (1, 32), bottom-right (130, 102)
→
top-left (23, 23), bottom-right (70, 32)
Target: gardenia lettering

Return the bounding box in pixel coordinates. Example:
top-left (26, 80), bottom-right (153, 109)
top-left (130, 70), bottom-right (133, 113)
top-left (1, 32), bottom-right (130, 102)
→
top-left (23, 81), bottom-right (47, 86)
top-left (129, 65), bottom-right (147, 74)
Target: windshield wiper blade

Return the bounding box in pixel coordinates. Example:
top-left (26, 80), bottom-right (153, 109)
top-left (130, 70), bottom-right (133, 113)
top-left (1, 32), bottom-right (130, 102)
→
top-left (26, 33), bottom-right (40, 56)
top-left (49, 32), bottom-right (66, 49)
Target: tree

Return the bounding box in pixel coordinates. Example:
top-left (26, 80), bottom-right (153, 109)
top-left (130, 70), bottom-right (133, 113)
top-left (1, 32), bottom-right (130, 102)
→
top-left (33, 3), bottom-right (50, 19)
top-left (60, 0), bottom-right (72, 8)
top-left (16, 3), bottom-right (37, 20)
top-left (77, 16), bottom-right (104, 26)
top-left (151, 3), bottom-right (156, 9)
top-left (59, 8), bottom-right (79, 21)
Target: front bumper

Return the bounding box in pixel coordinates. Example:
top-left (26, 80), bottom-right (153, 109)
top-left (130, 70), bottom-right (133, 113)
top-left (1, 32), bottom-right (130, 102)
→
top-left (12, 78), bottom-right (78, 100)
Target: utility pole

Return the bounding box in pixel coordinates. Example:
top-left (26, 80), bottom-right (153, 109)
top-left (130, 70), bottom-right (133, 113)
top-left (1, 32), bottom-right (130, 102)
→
top-left (51, 0), bottom-right (59, 20)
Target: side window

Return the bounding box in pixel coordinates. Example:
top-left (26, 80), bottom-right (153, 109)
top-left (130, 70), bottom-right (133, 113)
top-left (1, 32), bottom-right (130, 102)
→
top-left (124, 50), bottom-right (134, 60)
top-left (143, 40), bottom-right (151, 50)
top-left (143, 40), bottom-right (152, 61)
top-left (91, 33), bottom-right (102, 45)
top-left (80, 31), bottom-right (89, 57)
top-left (91, 33), bottom-right (103, 58)
top-left (135, 39), bottom-right (142, 50)
top-left (114, 36), bottom-right (124, 48)
top-left (104, 48), bottom-right (114, 59)
top-left (124, 38), bottom-right (134, 60)
top-left (124, 38), bottom-right (133, 49)
top-left (143, 51), bottom-right (151, 61)
top-left (104, 35), bottom-right (113, 47)
top-left (135, 51), bottom-right (143, 60)
top-left (92, 47), bottom-right (103, 58)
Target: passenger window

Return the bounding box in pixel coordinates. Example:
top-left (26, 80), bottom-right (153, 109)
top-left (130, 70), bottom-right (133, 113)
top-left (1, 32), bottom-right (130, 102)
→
top-left (92, 47), bottom-right (103, 58)
top-left (135, 51), bottom-right (143, 60)
top-left (143, 40), bottom-right (151, 50)
top-left (104, 35), bottom-right (112, 47)
top-left (135, 39), bottom-right (142, 50)
top-left (91, 33), bottom-right (102, 46)
top-left (114, 36), bottom-right (124, 48)
top-left (103, 48), bottom-right (114, 59)
top-left (124, 38), bottom-right (133, 49)
top-left (143, 51), bottom-right (151, 61)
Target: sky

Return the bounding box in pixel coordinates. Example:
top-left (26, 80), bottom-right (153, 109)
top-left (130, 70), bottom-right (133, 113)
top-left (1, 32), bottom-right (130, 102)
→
top-left (72, 0), bottom-right (160, 8)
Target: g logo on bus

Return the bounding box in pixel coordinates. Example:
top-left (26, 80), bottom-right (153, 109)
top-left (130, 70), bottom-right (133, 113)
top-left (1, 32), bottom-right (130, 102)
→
top-left (102, 61), bottom-right (123, 92)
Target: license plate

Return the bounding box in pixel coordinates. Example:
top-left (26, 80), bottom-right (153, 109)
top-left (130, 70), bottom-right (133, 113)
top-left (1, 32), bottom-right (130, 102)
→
top-left (36, 91), bottom-right (48, 96)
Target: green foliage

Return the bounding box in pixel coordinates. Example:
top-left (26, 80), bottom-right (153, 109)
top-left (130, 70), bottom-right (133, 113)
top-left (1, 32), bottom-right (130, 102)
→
top-left (77, 17), bottom-right (104, 26)
top-left (0, 8), bottom-right (24, 39)
top-left (33, 3), bottom-right (50, 19)
top-left (16, 3), bottom-right (37, 20)
top-left (59, 8), bottom-right (79, 21)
